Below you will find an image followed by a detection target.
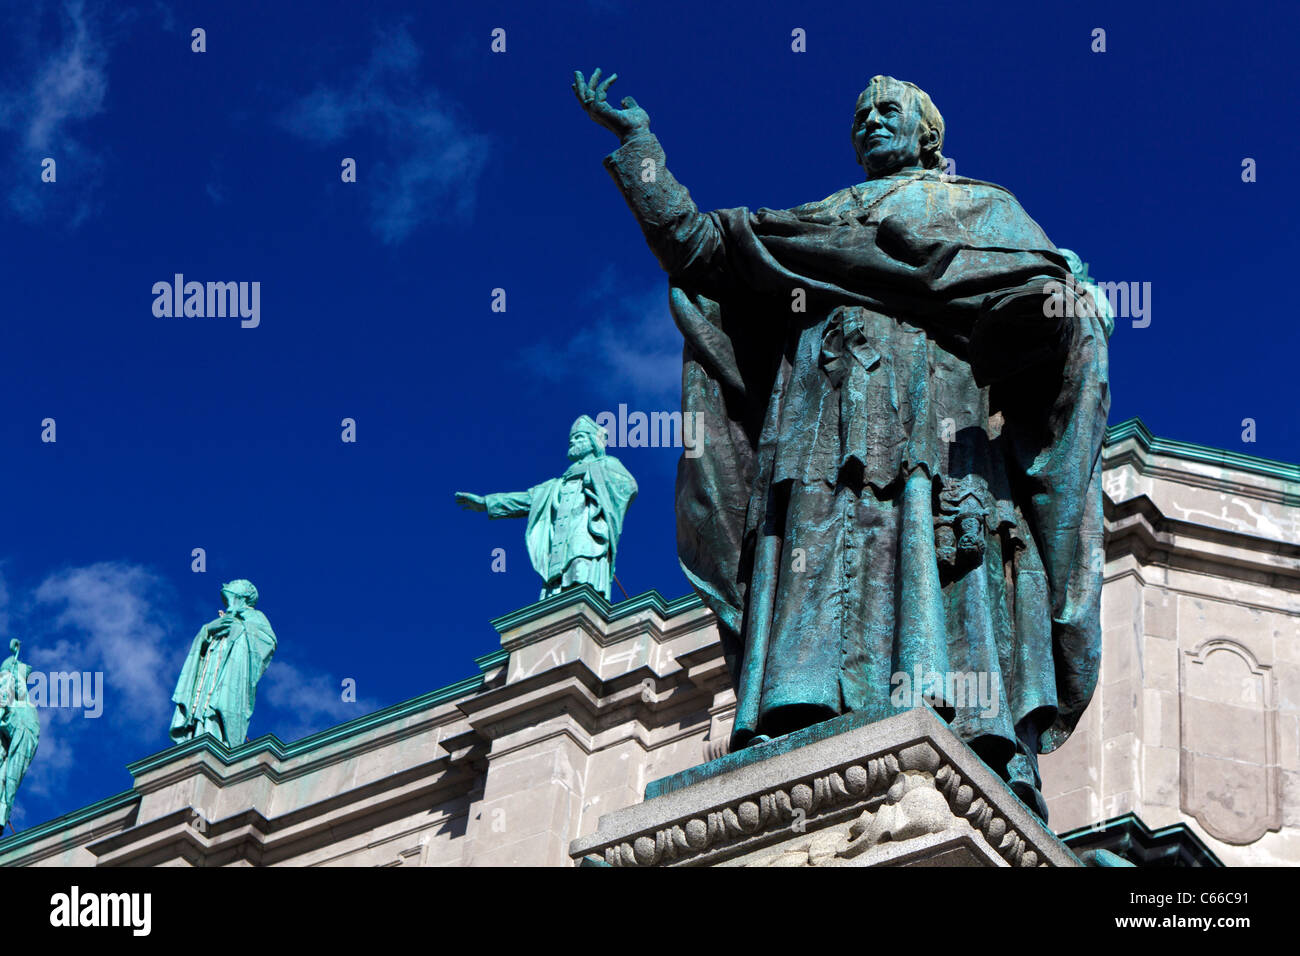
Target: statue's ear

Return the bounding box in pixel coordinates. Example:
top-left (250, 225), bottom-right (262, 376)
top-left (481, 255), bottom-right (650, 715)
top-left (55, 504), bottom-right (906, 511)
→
top-left (921, 127), bottom-right (940, 159)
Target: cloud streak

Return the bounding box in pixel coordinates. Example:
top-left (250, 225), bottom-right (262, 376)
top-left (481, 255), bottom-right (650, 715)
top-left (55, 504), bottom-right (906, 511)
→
top-left (280, 24), bottom-right (490, 244)
top-left (0, 0), bottom-right (114, 225)
top-left (260, 658), bottom-right (380, 743)
top-left (521, 274), bottom-right (683, 405)
top-left (32, 561), bottom-right (175, 727)
top-left (4, 560), bottom-right (388, 826)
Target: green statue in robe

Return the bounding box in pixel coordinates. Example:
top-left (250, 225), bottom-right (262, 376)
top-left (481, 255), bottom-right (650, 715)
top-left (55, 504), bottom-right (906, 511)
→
top-left (0, 640), bottom-right (38, 830)
top-left (573, 70), bottom-right (1110, 820)
top-left (456, 416), bottom-right (638, 602)
top-left (170, 579), bottom-right (277, 748)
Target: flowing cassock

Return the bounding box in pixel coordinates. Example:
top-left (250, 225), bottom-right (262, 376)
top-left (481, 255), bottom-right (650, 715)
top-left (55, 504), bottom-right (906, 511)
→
top-left (170, 608), bottom-right (277, 748)
top-left (0, 656), bottom-right (38, 828)
top-left (603, 130), bottom-right (1109, 812)
top-left (486, 455), bottom-right (638, 602)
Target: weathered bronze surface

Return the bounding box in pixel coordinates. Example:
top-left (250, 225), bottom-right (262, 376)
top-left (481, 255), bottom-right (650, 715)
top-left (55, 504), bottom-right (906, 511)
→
top-left (574, 71), bottom-right (1110, 819)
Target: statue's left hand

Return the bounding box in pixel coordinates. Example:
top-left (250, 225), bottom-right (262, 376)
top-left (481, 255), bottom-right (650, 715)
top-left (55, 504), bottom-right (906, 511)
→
top-left (456, 492), bottom-right (487, 512)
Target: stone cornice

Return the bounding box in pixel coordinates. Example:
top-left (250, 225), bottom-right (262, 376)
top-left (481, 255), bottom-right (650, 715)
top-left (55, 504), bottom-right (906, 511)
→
top-left (0, 790), bottom-right (139, 864)
top-left (1105, 417), bottom-right (1300, 503)
top-left (86, 759), bottom-right (481, 867)
top-left (1105, 492), bottom-right (1300, 588)
top-left (126, 661), bottom-right (498, 780)
top-left (1059, 812), bottom-right (1224, 867)
top-left (489, 585), bottom-right (703, 638)
top-left (455, 653), bottom-right (724, 758)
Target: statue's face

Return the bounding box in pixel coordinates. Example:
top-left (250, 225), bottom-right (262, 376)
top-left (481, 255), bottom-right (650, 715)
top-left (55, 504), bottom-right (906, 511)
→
top-left (568, 432), bottom-right (594, 461)
top-left (852, 79), bottom-right (934, 178)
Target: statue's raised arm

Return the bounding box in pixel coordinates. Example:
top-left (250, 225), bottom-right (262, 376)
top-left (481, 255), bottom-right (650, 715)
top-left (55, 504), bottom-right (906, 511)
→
top-left (573, 69), bottom-right (727, 281)
top-left (572, 72), bottom-right (1111, 823)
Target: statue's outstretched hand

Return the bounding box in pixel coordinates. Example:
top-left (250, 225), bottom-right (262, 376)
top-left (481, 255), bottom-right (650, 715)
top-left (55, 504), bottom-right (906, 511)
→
top-left (456, 492), bottom-right (487, 512)
top-left (572, 69), bottom-right (650, 140)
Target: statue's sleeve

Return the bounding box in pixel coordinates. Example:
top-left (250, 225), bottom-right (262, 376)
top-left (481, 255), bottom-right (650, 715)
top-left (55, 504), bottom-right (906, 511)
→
top-left (603, 131), bottom-right (728, 282)
top-left (485, 489), bottom-right (534, 519)
top-left (594, 457), bottom-right (637, 505)
top-left (966, 277), bottom-right (1075, 386)
top-left (247, 612), bottom-right (277, 673)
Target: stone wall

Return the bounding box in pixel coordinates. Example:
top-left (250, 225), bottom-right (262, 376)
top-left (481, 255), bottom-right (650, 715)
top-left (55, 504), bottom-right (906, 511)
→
top-left (1038, 420), bottom-right (1300, 866)
top-left (0, 591), bottom-right (730, 866)
top-left (2, 419), bottom-right (1295, 866)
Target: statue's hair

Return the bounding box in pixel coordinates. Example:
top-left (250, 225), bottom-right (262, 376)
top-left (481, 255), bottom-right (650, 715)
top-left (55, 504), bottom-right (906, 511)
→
top-left (854, 76), bottom-right (946, 171)
top-left (8, 638), bottom-right (17, 655)
top-left (221, 579), bottom-right (259, 607)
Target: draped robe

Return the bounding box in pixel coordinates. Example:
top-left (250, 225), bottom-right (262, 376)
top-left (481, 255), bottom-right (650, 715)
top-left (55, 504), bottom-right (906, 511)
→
top-left (170, 607), bottom-right (277, 748)
top-left (486, 455), bottom-right (638, 602)
top-left (603, 130), bottom-right (1109, 815)
top-left (0, 656), bottom-right (37, 828)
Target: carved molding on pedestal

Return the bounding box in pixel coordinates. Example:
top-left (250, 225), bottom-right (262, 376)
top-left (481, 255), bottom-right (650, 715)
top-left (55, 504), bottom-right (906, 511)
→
top-left (572, 707), bottom-right (1080, 868)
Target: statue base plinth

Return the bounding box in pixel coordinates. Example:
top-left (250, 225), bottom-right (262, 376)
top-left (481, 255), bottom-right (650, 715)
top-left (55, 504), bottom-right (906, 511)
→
top-left (569, 706), bottom-right (1081, 867)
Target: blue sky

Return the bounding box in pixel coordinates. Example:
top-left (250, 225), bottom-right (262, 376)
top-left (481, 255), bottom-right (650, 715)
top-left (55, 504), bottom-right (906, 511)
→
top-left (0, 0), bottom-right (1296, 830)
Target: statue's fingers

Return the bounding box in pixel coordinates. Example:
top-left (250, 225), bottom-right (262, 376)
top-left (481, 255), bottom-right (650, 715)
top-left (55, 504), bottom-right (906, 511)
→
top-left (572, 71), bottom-right (591, 103)
top-left (589, 67), bottom-right (603, 89)
top-left (596, 73), bottom-right (618, 96)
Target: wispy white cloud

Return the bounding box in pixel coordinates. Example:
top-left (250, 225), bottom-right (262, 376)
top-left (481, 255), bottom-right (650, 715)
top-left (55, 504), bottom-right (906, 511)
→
top-left (0, 0), bottom-right (115, 225)
top-left (280, 24), bottom-right (490, 244)
top-left (260, 658), bottom-right (380, 743)
top-left (521, 273), bottom-right (683, 404)
top-left (0, 561), bottom-right (176, 824)
top-left (32, 562), bottom-right (175, 727)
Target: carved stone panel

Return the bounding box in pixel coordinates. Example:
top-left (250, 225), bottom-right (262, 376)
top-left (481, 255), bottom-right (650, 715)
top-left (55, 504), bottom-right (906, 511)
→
top-left (1179, 638), bottom-right (1281, 845)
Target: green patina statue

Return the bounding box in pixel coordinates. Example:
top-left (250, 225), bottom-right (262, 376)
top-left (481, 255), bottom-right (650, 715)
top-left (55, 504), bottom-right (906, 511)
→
top-left (456, 415), bottom-right (637, 602)
top-left (573, 70), bottom-right (1110, 819)
top-left (170, 579), bottom-right (277, 748)
top-left (0, 640), bottom-right (38, 830)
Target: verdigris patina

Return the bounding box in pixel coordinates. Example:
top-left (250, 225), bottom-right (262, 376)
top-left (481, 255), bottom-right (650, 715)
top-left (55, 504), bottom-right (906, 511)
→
top-left (170, 579), bottom-right (277, 748)
top-left (457, 415), bottom-right (637, 602)
top-left (0, 640), bottom-right (38, 830)
top-left (573, 70), bottom-right (1110, 819)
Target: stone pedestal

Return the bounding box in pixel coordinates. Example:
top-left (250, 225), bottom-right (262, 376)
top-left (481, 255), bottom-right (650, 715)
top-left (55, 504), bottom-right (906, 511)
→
top-left (570, 706), bottom-right (1081, 867)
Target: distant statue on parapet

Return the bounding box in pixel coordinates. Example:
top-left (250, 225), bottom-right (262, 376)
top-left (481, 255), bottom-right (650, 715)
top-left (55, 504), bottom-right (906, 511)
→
top-left (170, 579), bottom-right (277, 748)
top-left (0, 640), bottom-right (39, 830)
top-left (456, 415), bottom-right (638, 602)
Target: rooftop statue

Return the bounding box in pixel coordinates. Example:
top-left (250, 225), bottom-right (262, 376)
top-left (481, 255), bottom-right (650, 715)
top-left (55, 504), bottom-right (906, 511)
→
top-left (170, 579), bottom-right (277, 748)
top-left (0, 640), bottom-right (38, 830)
top-left (573, 70), bottom-right (1110, 819)
top-left (456, 416), bottom-right (637, 602)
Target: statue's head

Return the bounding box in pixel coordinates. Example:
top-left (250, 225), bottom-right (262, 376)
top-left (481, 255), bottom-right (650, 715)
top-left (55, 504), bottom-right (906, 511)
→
top-left (568, 415), bottom-right (607, 462)
top-left (851, 76), bottom-right (945, 179)
top-left (220, 579), bottom-right (259, 610)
